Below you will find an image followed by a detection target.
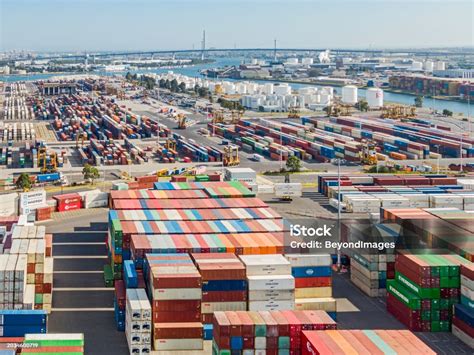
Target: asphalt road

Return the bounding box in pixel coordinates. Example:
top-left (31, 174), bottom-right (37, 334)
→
top-left (44, 211), bottom-right (129, 355)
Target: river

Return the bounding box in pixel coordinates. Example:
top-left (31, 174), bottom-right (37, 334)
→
top-left (1, 57), bottom-right (471, 116)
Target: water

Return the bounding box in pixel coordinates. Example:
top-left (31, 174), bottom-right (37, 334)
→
top-left (1, 57), bottom-right (471, 116)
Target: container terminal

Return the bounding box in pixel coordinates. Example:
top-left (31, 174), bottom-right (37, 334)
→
top-left (1, 2), bottom-right (474, 351)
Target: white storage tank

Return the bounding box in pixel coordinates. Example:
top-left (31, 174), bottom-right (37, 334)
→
top-left (274, 84), bottom-right (291, 96)
top-left (286, 58), bottom-right (299, 64)
top-left (411, 61), bottom-right (423, 71)
top-left (263, 83), bottom-right (274, 95)
top-left (424, 61), bottom-right (434, 72)
top-left (435, 61), bottom-right (446, 71)
top-left (341, 85), bottom-right (358, 104)
top-left (302, 58), bottom-right (314, 65)
top-left (366, 88), bottom-right (384, 108)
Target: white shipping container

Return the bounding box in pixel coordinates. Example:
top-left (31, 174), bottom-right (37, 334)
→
top-left (239, 254), bottom-right (291, 276)
top-left (152, 288), bottom-right (202, 300)
top-left (284, 254), bottom-right (332, 267)
top-left (274, 183), bottom-right (302, 198)
top-left (153, 338), bottom-right (203, 351)
top-left (201, 301), bottom-right (246, 313)
top-left (248, 300), bottom-right (295, 311)
top-left (248, 289), bottom-right (295, 301)
top-left (247, 275), bottom-right (295, 291)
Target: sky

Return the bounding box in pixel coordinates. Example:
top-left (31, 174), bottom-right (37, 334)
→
top-left (1, 0), bottom-right (473, 52)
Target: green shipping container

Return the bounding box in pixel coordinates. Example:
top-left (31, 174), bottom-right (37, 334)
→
top-left (395, 272), bottom-right (440, 299)
top-left (387, 279), bottom-right (421, 310)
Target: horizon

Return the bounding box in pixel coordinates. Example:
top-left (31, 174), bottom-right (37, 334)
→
top-left (1, 0), bottom-right (473, 52)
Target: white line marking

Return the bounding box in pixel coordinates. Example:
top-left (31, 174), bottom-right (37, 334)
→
top-left (54, 287), bottom-right (112, 291)
top-left (53, 242), bottom-right (105, 246)
top-left (54, 271), bottom-right (103, 274)
top-left (51, 308), bottom-right (114, 312)
top-left (53, 256), bottom-right (108, 259)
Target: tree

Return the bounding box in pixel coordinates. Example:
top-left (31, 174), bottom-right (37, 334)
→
top-left (442, 109), bottom-right (453, 117)
top-left (286, 156), bottom-right (302, 172)
top-left (16, 173), bottom-right (32, 191)
top-left (198, 87), bottom-right (209, 98)
top-left (178, 82), bottom-right (186, 93)
top-left (125, 72), bottom-right (132, 81)
top-left (194, 84), bottom-right (200, 94)
top-left (82, 164), bottom-right (100, 184)
top-left (170, 79), bottom-right (179, 92)
top-left (159, 79), bottom-right (166, 88)
top-left (414, 96), bottom-right (423, 108)
top-left (356, 100), bottom-right (369, 112)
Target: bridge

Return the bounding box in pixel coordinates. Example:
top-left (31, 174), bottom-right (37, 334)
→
top-left (28, 47), bottom-right (474, 61)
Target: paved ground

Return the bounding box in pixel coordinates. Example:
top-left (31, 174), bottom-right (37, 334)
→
top-left (39, 209), bottom-right (474, 354)
top-left (43, 210), bottom-right (129, 355)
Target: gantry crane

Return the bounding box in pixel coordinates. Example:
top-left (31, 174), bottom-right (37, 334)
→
top-left (359, 140), bottom-right (378, 165)
top-left (177, 114), bottom-right (187, 129)
top-left (326, 104), bottom-right (352, 117)
top-left (165, 138), bottom-right (177, 152)
top-left (38, 147), bottom-right (58, 174)
top-left (223, 145), bottom-right (240, 166)
top-left (75, 131), bottom-right (88, 148)
top-left (288, 106), bottom-right (300, 119)
top-left (381, 105), bottom-right (417, 119)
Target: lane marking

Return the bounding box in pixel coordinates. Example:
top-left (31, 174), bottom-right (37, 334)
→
top-left (54, 271), bottom-right (103, 274)
top-left (51, 308), bottom-right (114, 312)
top-left (53, 242), bottom-right (105, 246)
top-left (54, 287), bottom-right (112, 291)
top-left (53, 256), bottom-right (108, 259)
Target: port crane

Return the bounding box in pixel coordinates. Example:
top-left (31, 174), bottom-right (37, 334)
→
top-left (223, 145), bottom-right (240, 167)
top-left (177, 114), bottom-right (187, 129)
top-left (38, 147), bottom-right (58, 174)
top-left (75, 131), bottom-right (88, 148)
top-left (211, 109), bottom-right (243, 125)
top-left (381, 105), bottom-right (416, 120)
top-left (288, 106), bottom-right (300, 119)
top-left (326, 104), bottom-right (352, 117)
top-left (359, 140), bottom-right (378, 165)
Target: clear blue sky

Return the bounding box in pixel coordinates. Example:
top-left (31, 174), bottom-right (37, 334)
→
top-left (1, 0), bottom-right (472, 52)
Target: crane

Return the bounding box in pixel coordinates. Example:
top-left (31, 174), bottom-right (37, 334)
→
top-left (177, 114), bottom-right (187, 129)
top-left (223, 145), bottom-right (240, 167)
top-left (288, 106), bottom-right (300, 119)
top-left (359, 140), bottom-right (378, 165)
top-left (75, 131), bottom-right (88, 148)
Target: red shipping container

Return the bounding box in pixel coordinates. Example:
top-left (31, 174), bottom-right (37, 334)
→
top-left (152, 299), bottom-right (201, 312)
top-left (153, 322), bottom-right (203, 339)
top-left (153, 310), bottom-right (201, 323)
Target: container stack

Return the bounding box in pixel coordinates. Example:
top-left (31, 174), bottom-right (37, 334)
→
top-left (350, 253), bottom-right (395, 297)
top-left (53, 193), bottom-right (82, 212)
top-left (212, 310), bottom-right (337, 355)
top-left (191, 253), bottom-right (247, 327)
top-left (452, 263), bottom-right (474, 347)
top-left (0, 310), bottom-right (47, 337)
top-left (114, 280), bottom-right (126, 331)
top-left (286, 254), bottom-right (336, 319)
top-left (146, 253), bottom-right (203, 351)
top-left (239, 255), bottom-right (295, 311)
top-left (22, 333), bottom-right (85, 354)
top-left (10, 225), bottom-right (53, 312)
top-left (301, 329), bottom-right (436, 354)
top-left (387, 252), bottom-right (467, 332)
top-left (125, 288), bottom-right (152, 355)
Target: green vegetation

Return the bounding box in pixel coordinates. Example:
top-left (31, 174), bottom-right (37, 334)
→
top-left (442, 109), bottom-right (453, 117)
top-left (16, 173), bottom-right (32, 191)
top-left (356, 100), bottom-right (369, 112)
top-left (414, 96), bottom-right (424, 108)
top-left (286, 156), bottom-right (302, 172)
top-left (82, 164), bottom-right (100, 184)
top-left (217, 98), bottom-right (245, 111)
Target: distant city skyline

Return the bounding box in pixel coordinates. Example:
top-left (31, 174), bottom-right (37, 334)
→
top-left (1, 0), bottom-right (473, 52)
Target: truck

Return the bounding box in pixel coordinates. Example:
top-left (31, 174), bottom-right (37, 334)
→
top-left (252, 154), bottom-right (263, 162)
top-left (36, 172), bottom-right (61, 183)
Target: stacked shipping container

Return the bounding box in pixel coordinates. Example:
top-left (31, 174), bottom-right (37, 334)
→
top-left (212, 310), bottom-right (337, 355)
